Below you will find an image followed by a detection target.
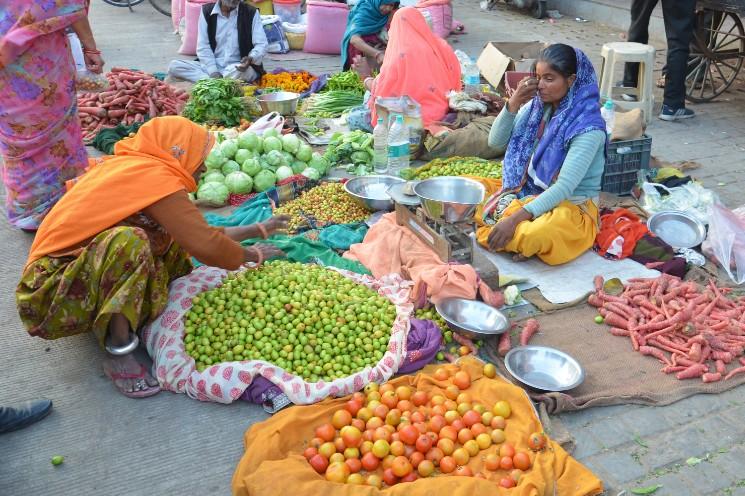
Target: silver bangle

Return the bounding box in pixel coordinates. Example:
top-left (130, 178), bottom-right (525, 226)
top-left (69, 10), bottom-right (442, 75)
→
top-left (105, 331), bottom-right (140, 356)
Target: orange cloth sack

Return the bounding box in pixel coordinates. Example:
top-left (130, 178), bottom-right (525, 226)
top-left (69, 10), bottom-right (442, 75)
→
top-left (26, 116), bottom-right (214, 266)
top-left (595, 208), bottom-right (649, 260)
top-left (232, 357), bottom-right (603, 496)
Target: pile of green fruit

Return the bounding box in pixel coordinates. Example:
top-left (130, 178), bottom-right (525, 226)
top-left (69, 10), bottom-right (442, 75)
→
top-left (195, 129), bottom-right (330, 206)
top-left (184, 261), bottom-right (397, 380)
top-left (415, 308), bottom-right (453, 345)
top-left (401, 157), bottom-right (502, 180)
top-left (274, 182), bottom-right (371, 232)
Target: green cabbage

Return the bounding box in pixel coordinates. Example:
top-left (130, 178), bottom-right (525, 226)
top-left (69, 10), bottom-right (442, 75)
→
top-left (308, 153), bottom-right (329, 174)
top-left (264, 149), bottom-right (286, 167)
top-left (196, 181), bottom-right (229, 205)
top-left (254, 169), bottom-right (277, 192)
top-left (242, 158), bottom-right (262, 177)
top-left (224, 171), bottom-right (254, 194)
top-left (281, 134), bottom-right (301, 154)
top-left (237, 131), bottom-right (260, 150)
top-left (222, 160), bottom-right (241, 175)
top-left (295, 143), bottom-right (312, 163)
top-left (302, 167), bottom-right (321, 181)
top-left (281, 151), bottom-right (294, 165)
top-left (291, 160), bottom-right (307, 175)
top-left (220, 139), bottom-right (239, 159)
top-left (203, 171), bottom-right (225, 183)
top-left (262, 136), bottom-right (282, 153)
top-left (234, 148), bottom-right (254, 165)
top-left (205, 148), bottom-right (227, 170)
top-left (275, 165), bottom-right (294, 181)
top-left (263, 128), bottom-right (280, 139)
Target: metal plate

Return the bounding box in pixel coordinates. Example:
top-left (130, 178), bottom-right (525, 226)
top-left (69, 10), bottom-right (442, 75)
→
top-left (504, 346), bottom-right (585, 392)
top-left (647, 210), bottom-right (707, 249)
top-left (434, 297), bottom-right (509, 340)
top-left (387, 182), bottom-right (421, 206)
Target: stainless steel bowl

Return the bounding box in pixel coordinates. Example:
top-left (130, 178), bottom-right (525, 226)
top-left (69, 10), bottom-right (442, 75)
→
top-left (413, 177), bottom-right (486, 223)
top-left (257, 91), bottom-right (299, 116)
top-left (344, 175), bottom-right (405, 211)
top-left (647, 210), bottom-right (707, 249)
top-left (434, 297), bottom-right (509, 340)
top-left (504, 346), bottom-right (585, 392)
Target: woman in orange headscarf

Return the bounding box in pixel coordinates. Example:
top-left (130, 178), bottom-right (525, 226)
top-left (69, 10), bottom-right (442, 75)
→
top-left (350, 6), bottom-right (462, 131)
top-left (16, 116), bottom-right (287, 398)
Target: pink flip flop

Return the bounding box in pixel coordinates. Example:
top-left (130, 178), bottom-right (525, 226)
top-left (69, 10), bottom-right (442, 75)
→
top-left (105, 364), bottom-right (161, 399)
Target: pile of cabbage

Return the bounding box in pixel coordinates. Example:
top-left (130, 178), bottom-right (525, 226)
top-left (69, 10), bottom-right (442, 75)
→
top-left (195, 129), bottom-right (330, 206)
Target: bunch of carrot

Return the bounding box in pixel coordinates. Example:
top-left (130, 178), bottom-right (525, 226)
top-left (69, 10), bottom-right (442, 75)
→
top-left (497, 319), bottom-right (540, 357)
top-left (589, 274), bottom-right (745, 383)
top-left (77, 68), bottom-right (188, 143)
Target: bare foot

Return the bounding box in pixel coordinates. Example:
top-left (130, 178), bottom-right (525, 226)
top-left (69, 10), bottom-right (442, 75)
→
top-left (103, 353), bottom-right (160, 398)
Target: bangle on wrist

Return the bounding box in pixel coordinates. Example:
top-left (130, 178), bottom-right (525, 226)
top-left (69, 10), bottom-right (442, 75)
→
top-left (82, 47), bottom-right (101, 55)
top-left (256, 222), bottom-right (268, 239)
top-left (249, 246), bottom-right (264, 265)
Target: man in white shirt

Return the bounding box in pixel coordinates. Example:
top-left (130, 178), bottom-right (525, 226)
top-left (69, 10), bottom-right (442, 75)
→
top-left (168, 0), bottom-right (268, 82)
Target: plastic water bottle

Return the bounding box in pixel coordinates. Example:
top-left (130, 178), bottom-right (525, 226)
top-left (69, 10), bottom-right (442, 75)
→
top-left (464, 62), bottom-right (481, 96)
top-left (373, 117), bottom-right (388, 174)
top-left (600, 100), bottom-right (615, 137)
top-left (387, 115), bottom-right (410, 175)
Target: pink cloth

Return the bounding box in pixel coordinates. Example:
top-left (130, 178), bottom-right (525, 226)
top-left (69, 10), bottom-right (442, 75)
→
top-left (368, 7), bottom-right (462, 130)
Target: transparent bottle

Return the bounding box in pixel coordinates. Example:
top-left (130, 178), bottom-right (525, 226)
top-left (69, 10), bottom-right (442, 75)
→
top-left (387, 114), bottom-right (410, 175)
top-left (373, 117), bottom-right (388, 174)
top-left (464, 62), bottom-right (481, 96)
top-left (600, 100), bottom-right (615, 137)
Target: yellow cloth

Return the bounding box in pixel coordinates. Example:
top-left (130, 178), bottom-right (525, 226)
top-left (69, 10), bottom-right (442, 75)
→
top-left (232, 358), bottom-right (603, 496)
top-left (26, 116), bottom-right (215, 266)
top-left (476, 198), bottom-right (598, 266)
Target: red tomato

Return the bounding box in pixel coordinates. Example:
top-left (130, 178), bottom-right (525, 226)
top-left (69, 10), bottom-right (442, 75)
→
top-left (428, 414), bottom-right (447, 433)
top-left (491, 416), bottom-right (507, 430)
top-left (373, 404), bottom-right (390, 420)
top-left (345, 458), bottom-right (362, 473)
top-left (350, 418), bottom-right (365, 432)
top-left (458, 428), bottom-right (474, 444)
top-left (351, 392), bottom-right (365, 404)
top-left (390, 441), bottom-right (405, 456)
top-left (500, 456), bottom-right (514, 470)
top-left (325, 462), bottom-right (350, 483)
top-left (341, 426), bottom-right (362, 448)
top-left (397, 400), bottom-right (414, 412)
top-left (410, 411), bottom-right (426, 424)
top-left (395, 386), bottom-right (412, 401)
top-left (399, 424), bottom-right (418, 445)
top-left (345, 400), bottom-right (362, 417)
top-left (315, 423), bottom-right (336, 442)
top-left (318, 442), bottom-right (336, 459)
top-left (308, 454), bottom-right (328, 474)
top-left (439, 426), bottom-right (458, 442)
top-left (499, 443), bottom-right (516, 458)
top-left (433, 368), bottom-right (450, 381)
top-left (381, 391), bottom-right (399, 409)
top-left (333, 437), bottom-right (345, 453)
top-left (425, 431), bottom-right (438, 445)
top-left (391, 456), bottom-right (413, 477)
top-left (437, 438), bottom-right (455, 456)
top-left (413, 422), bottom-right (428, 435)
top-left (331, 410), bottom-right (353, 430)
top-left (366, 417), bottom-right (384, 431)
top-left (400, 472), bottom-right (418, 483)
top-left (453, 371), bottom-right (472, 390)
top-left (439, 456), bottom-right (456, 473)
top-left (415, 434), bottom-right (433, 454)
top-left (499, 477), bottom-right (516, 488)
top-left (382, 468), bottom-right (398, 487)
top-left (454, 465), bottom-right (473, 477)
top-left (484, 453), bottom-right (500, 471)
top-left (386, 409), bottom-right (402, 427)
top-left (513, 452), bottom-right (531, 471)
top-left (471, 423), bottom-right (488, 437)
top-left (431, 404), bottom-right (447, 417)
top-left (451, 419), bottom-right (466, 432)
top-left (462, 410), bottom-right (481, 428)
top-left (452, 448), bottom-right (470, 466)
top-left (404, 444), bottom-right (416, 459)
top-left (303, 447), bottom-right (318, 460)
top-left (444, 385), bottom-right (460, 400)
top-left (309, 437), bottom-right (324, 449)
top-left (528, 432), bottom-right (547, 451)
top-left (425, 447), bottom-right (444, 465)
top-left (367, 474), bottom-right (383, 489)
top-left (379, 383), bottom-right (395, 394)
top-left (409, 451), bottom-right (425, 469)
top-left (510, 469), bottom-right (524, 484)
top-left (382, 454), bottom-right (396, 470)
top-left (411, 390), bottom-right (428, 406)
top-left (373, 426), bottom-right (391, 443)
top-left (417, 459), bottom-right (435, 477)
top-left (360, 441), bottom-right (373, 455)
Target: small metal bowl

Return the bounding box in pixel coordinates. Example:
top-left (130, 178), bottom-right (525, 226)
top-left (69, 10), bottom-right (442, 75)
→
top-left (647, 210), bottom-right (707, 249)
top-left (257, 91), bottom-right (299, 116)
top-left (344, 175), bottom-right (405, 211)
top-left (434, 297), bottom-right (509, 340)
top-left (386, 181), bottom-right (421, 206)
top-left (413, 177), bottom-right (486, 223)
top-left (504, 346), bottom-right (585, 392)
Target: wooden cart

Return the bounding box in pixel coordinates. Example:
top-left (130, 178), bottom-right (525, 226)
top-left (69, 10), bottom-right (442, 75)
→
top-left (686, 0), bottom-right (745, 102)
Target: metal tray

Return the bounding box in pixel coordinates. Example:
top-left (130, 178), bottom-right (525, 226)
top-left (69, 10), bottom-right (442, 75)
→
top-left (647, 210), bottom-right (707, 249)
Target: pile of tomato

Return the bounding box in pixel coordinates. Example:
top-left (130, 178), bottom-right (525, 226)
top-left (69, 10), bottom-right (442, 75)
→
top-left (302, 365), bottom-right (548, 488)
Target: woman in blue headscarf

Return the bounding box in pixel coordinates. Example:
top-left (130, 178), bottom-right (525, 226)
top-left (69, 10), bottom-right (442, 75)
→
top-left (476, 44), bottom-right (607, 265)
top-left (340, 0), bottom-right (400, 70)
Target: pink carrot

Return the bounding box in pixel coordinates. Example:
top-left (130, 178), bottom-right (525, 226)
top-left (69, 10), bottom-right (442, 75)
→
top-left (519, 319), bottom-right (540, 346)
top-left (702, 372), bottom-right (722, 383)
top-left (676, 363), bottom-right (708, 380)
top-left (497, 331), bottom-right (511, 357)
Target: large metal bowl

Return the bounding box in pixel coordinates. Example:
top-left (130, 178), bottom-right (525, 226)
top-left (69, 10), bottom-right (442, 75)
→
top-left (434, 297), bottom-right (509, 340)
top-left (257, 91), bottom-right (299, 116)
top-left (344, 175), bottom-right (405, 211)
top-left (647, 210), bottom-right (706, 249)
top-left (504, 346), bottom-right (585, 392)
top-left (413, 177), bottom-right (486, 223)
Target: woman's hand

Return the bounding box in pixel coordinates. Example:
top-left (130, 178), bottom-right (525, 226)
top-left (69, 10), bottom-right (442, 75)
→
top-left (246, 243), bottom-right (286, 265)
top-left (351, 55), bottom-right (373, 79)
top-left (508, 76), bottom-right (538, 113)
top-left (375, 50), bottom-right (385, 66)
top-left (487, 217), bottom-right (520, 251)
top-left (84, 52), bottom-right (105, 74)
top-left (262, 215), bottom-right (290, 237)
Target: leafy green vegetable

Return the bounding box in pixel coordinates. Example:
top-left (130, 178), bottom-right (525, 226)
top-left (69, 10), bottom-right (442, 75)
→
top-left (324, 71), bottom-right (365, 95)
top-left (323, 130), bottom-right (373, 173)
top-left (302, 167), bottom-right (321, 181)
top-left (224, 171), bottom-right (253, 194)
top-left (281, 134), bottom-right (300, 154)
top-left (182, 78), bottom-right (248, 127)
top-left (220, 139), bottom-right (238, 159)
top-left (264, 150), bottom-right (286, 167)
top-left (237, 131), bottom-right (260, 151)
top-left (254, 170), bottom-right (277, 192)
top-left (631, 484), bottom-right (662, 495)
top-left (234, 148), bottom-right (254, 165)
top-left (196, 181), bottom-right (229, 205)
top-left (205, 148), bottom-right (227, 170)
top-left (242, 158), bottom-right (262, 177)
top-left (295, 143), bottom-right (312, 163)
top-left (308, 153), bottom-right (329, 174)
top-left (291, 160), bottom-right (307, 175)
top-left (222, 160), bottom-right (241, 175)
top-left (275, 165), bottom-right (294, 181)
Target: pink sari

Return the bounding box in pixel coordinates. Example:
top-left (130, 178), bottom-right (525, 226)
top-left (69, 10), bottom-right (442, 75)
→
top-left (0, 1), bottom-right (89, 229)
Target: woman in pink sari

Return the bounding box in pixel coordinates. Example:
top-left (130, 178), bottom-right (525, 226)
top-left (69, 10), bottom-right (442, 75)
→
top-left (0, 1), bottom-right (104, 230)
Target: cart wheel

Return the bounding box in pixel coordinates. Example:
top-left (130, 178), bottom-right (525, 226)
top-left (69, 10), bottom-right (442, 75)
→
top-left (532, 0), bottom-right (547, 19)
top-left (685, 8), bottom-right (745, 103)
top-left (149, 0), bottom-right (172, 16)
top-left (101, 0), bottom-right (146, 9)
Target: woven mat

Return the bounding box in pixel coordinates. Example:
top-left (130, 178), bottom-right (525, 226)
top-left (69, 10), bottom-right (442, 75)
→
top-left (482, 304), bottom-right (745, 415)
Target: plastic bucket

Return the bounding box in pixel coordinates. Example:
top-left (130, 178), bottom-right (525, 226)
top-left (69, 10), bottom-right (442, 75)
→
top-left (273, 0), bottom-right (302, 23)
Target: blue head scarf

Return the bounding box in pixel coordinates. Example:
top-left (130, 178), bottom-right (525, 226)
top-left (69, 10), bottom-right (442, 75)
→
top-left (501, 47), bottom-right (606, 195)
top-left (340, 0), bottom-right (399, 70)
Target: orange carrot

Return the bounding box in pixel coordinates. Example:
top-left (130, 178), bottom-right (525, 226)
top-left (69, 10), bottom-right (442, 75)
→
top-left (587, 294), bottom-right (603, 307)
top-left (603, 313), bottom-right (630, 330)
top-left (702, 372), bottom-right (722, 383)
top-left (715, 359), bottom-right (726, 375)
top-left (676, 363), bottom-right (708, 380)
top-left (519, 319), bottom-right (540, 346)
top-left (725, 366), bottom-right (745, 380)
top-left (593, 275), bottom-right (604, 292)
top-left (639, 345), bottom-right (671, 365)
top-left (609, 327), bottom-right (630, 337)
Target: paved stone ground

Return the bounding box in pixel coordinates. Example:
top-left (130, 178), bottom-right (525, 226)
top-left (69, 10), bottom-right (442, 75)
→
top-left (1, 2), bottom-right (744, 495)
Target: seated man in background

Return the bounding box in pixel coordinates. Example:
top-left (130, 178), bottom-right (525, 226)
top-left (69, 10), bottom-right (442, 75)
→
top-left (168, 0), bottom-right (267, 82)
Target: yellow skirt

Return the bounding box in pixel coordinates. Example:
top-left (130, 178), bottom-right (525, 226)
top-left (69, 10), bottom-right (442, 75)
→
top-left (476, 198), bottom-right (598, 265)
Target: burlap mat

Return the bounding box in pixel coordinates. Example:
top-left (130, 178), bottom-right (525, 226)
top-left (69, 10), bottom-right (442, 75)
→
top-left (482, 304), bottom-right (745, 415)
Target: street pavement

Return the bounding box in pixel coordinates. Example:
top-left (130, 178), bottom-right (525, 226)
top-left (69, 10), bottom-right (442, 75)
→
top-left (1, 1), bottom-right (744, 495)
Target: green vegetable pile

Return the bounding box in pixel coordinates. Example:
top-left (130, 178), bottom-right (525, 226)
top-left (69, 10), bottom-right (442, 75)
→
top-left (182, 79), bottom-right (248, 127)
top-left (400, 157), bottom-right (503, 180)
top-left (299, 90), bottom-right (364, 118)
top-left (184, 260), bottom-right (396, 381)
top-left (415, 308), bottom-right (453, 345)
top-left (323, 130), bottom-right (374, 175)
top-left (196, 128), bottom-right (330, 205)
top-left (324, 71), bottom-right (365, 95)
top-left (274, 182), bottom-right (371, 232)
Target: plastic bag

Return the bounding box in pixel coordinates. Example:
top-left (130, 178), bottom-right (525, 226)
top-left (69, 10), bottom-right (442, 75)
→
top-left (640, 181), bottom-right (717, 224)
top-left (261, 15), bottom-right (290, 54)
top-left (247, 111), bottom-right (285, 135)
top-left (142, 265), bottom-right (415, 404)
top-left (68, 32), bottom-right (110, 93)
top-left (702, 204), bottom-right (745, 284)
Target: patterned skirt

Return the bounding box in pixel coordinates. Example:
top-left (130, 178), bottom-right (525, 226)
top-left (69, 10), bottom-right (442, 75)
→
top-left (16, 227), bottom-right (193, 347)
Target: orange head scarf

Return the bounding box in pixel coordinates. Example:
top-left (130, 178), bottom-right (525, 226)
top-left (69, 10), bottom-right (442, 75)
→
top-left (368, 7), bottom-right (462, 129)
top-left (26, 116), bottom-right (215, 266)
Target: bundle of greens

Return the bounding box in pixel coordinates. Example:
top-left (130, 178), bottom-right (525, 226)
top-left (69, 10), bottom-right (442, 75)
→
top-left (182, 78), bottom-right (248, 127)
top-left (324, 71), bottom-right (365, 95)
top-left (323, 130), bottom-right (374, 175)
top-left (299, 90), bottom-right (364, 118)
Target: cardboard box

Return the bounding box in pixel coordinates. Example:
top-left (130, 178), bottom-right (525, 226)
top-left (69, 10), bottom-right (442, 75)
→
top-left (476, 41), bottom-right (545, 89)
